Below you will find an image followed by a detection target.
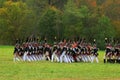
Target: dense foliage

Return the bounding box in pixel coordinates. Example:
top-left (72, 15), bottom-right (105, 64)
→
top-left (0, 0), bottom-right (119, 49)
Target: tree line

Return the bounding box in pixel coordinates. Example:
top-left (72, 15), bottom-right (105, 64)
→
top-left (0, 0), bottom-right (119, 49)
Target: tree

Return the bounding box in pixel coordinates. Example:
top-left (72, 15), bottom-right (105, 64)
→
top-left (95, 16), bottom-right (116, 49)
top-left (0, 1), bottom-right (34, 44)
top-left (63, 0), bottom-right (83, 40)
top-left (0, 0), bottom-right (7, 8)
top-left (0, 0), bottom-right (119, 46)
top-left (38, 7), bottom-right (62, 42)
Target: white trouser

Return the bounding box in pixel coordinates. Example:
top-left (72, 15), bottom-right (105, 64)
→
top-left (29, 55), bottom-right (34, 61)
top-left (34, 55), bottom-right (39, 61)
top-left (91, 55), bottom-right (99, 63)
top-left (82, 55), bottom-right (88, 62)
top-left (76, 55), bottom-right (82, 62)
top-left (87, 55), bottom-right (92, 62)
top-left (118, 57), bottom-right (120, 60)
top-left (26, 55), bottom-right (31, 61)
top-left (13, 55), bottom-right (20, 62)
top-left (69, 55), bottom-right (74, 62)
top-left (38, 54), bottom-right (42, 60)
top-left (23, 52), bottom-right (28, 61)
top-left (85, 55), bottom-right (89, 62)
top-left (32, 54), bottom-right (37, 61)
top-left (40, 54), bottom-right (43, 60)
top-left (66, 55), bottom-right (71, 63)
top-left (81, 55), bottom-right (85, 62)
top-left (63, 55), bottom-right (68, 63)
top-left (51, 51), bottom-right (59, 62)
top-left (60, 51), bottom-right (67, 63)
top-left (43, 52), bottom-right (50, 61)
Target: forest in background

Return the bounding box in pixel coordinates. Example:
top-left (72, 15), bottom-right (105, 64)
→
top-left (0, 0), bottom-right (120, 49)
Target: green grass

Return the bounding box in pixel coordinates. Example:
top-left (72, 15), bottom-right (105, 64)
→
top-left (0, 46), bottom-right (120, 80)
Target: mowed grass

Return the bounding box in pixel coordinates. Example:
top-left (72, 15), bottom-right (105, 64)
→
top-left (0, 46), bottom-right (120, 80)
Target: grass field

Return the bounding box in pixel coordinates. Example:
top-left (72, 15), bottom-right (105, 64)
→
top-left (0, 46), bottom-right (120, 80)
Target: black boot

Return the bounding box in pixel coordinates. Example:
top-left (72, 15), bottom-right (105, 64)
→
top-left (107, 59), bottom-right (110, 63)
top-left (104, 59), bottom-right (106, 63)
top-left (116, 59), bottom-right (119, 63)
top-left (118, 60), bottom-right (120, 63)
top-left (111, 59), bottom-right (115, 63)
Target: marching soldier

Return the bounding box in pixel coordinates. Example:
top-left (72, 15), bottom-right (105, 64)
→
top-left (60, 45), bottom-right (68, 63)
top-left (44, 44), bottom-right (51, 61)
top-left (115, 44), bottom-right (120, 63)
top-left (91, 45), bottom-right (99, 63)
top-left (13, 44), bottom-right (21, 62)
top-left (38, 44), bottom-right (44, 60)
top-left (86, 43), bottom-right (92, 62)
top-left (23, 43), bottom-right (29, 61)
top-left (104, 43), bottom-right (112, 63)
top-left (51, 44), bottom-right (59, 62)
top-left (19, 45), bottom-right (24, 61)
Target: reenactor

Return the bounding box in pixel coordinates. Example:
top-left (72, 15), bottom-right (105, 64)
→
top-left (51, 44), bottom-right (59, 62)
top-left (38, 44), bottom-right (44, 60)
top-left (91, 45), bottom-right (99, 63)
top-left (82, 43), bottom-right (88, 62)
top-left (68, 47), bottom-right (75, 62)
top-left (114, 44), bottom-right (120, 63)
top-left (56, 44), bottom-right (62, 60)
top-left (13, 44), bottom-right (21, 62)
top-left (86, 43), bottom-right (92, 62)
top-left (60, 45), bottom-right (68, 63)
top-left (71, 41), bottom-right (79, 62)
top-left (65, 46), bottom-right (72, 63)
top-left (104, 43), bottom-right (113, 63)
top-left (104, 38), bottom-right (112, 63)
top-left (19, 45), bottom-right (24, 61)
top-left (80, 43), bottom-right (86, 62)
top-left (44, 44), bottom-right (51, 61)
top-left (23, 42), bottom-right (29, 61)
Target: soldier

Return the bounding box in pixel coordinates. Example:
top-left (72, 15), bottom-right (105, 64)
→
top-left (68, 47), bottom-right (75, 62)
top-left (65, 46), bottom-right (72, 63)
top-left (38, 44), bottom-right (44, 60)
top-left (81, 43), bottom-right (88, 62)
top-left (115, 44), bottom-right (120, 63)
top-left (56, 43), bottom-right (62, 61)
top-left (34, 43), bottom-right (39, 61)
top-left (80, 43), bottom-right (85, 62)
top-left (51, 44), bottom-right (60, 62)
top-left (91, 45), bottom-right (99, 63)
top-left (26, 43), bottom-right (32, 61)
top-left (86, 43), bottom-right (92, 62)
top-left (31, 43), bottom-right (37, 61)
top-left (23, 43), bottom-right (29, 61)
top-left (118, 44), bottom-right (120, 63)
top-left (44, 44), bottom-right (51, 61)
top-left (13, 44), bottom-right (21, 62)
top-left (19, 45), bottom-right (24, 61)
top-left (104, 43), bottom-right (113, 63)
top-left (60, 45), bottom-right (68, 63)
top-left (71, 41), bottom-right (79, 62)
